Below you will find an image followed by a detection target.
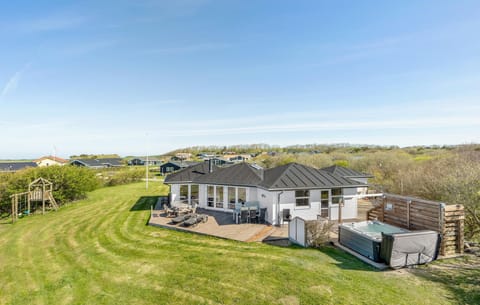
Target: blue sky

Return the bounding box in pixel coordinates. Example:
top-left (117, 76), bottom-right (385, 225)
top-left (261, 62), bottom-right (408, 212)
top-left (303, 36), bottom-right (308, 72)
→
top-left (1, 0), bottom-right (480, 158)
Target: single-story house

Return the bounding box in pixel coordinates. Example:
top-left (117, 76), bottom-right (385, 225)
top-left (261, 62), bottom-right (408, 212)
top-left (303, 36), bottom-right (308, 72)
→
top-left (35, 156), bottom-right (69, 167)
top-left (165, 162), bottom-right (369, 225)
top-left (321, 165), bottom-right (373, 195)
top-left (207, 157), bottom-right (234, 167)
top-left (223, 154), bottom-right (252, 162)
top-left (70, 158), bottom-right (124, 168)
top-left (160, 161), bottom-right (199, 175)
top-left (0, 162), bottom-right (38, 172)
top-left (128, 158), bottom-right (163, 166)
top-left (196, 153), bottom-right (216, 160)
top-left (174, 152), bottom-right (192, 160)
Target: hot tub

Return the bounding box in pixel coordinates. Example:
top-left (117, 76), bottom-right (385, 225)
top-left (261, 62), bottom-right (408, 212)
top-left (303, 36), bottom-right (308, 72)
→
top-left (338, 221), bottom-right (409, 262)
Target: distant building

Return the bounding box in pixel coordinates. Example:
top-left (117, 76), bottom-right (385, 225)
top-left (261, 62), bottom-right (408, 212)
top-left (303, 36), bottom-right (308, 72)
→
top-left (128, 158), bottom-right (163, 166)
top-left (208, 157), bottom-right (234, 166)
top-left (70, 158), bottom-right (124, 169)
top-left (0, 162), bottom-right (38, 172)
top-left (35, 156), bottom-right (69, 167)
top-left (160, 161), bottom-right (199, 175)
top-left (174, 152), bottom-right (192, 160)
top-left (321, 165), bottom-right (373, 195)
top-left (223, 154), bottom-right (252, 163)
top-left (196, 153), bottom-right (217, 160)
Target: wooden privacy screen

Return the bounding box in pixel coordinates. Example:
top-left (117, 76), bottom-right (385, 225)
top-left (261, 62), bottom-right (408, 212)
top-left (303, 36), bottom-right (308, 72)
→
top-left (367, 193), bottom-right (464, 256)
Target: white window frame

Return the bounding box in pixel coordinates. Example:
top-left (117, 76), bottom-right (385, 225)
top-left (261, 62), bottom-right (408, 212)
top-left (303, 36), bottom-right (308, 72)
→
top-left (331, 188), bottom-right (343, 205)
top-left (295, 189), bottom-right (310, 208)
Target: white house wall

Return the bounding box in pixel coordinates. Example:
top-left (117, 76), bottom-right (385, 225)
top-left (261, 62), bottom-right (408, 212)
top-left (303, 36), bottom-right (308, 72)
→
top-left (256, 188), bottom-right (275, 224)
top-left (198, 185), bottom-right (207, 208)
top-left (168, 183), bottom-right (360, 225)
top-left (37, 159), bottom-right (64, 167)
top-left (277, 190), bottom-right (321, 224)
top-left (329, 187), bottom-right (358, 220)
top-left (170, 184), bottom-right (180, 203)
top-left (350, 177), bottom-right (369, 195)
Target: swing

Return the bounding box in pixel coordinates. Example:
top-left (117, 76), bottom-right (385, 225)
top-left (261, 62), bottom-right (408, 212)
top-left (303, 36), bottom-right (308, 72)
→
top-left (23, 194), bottom-right (30, 216)
top-left (10, 177), bottom-right (58, 223)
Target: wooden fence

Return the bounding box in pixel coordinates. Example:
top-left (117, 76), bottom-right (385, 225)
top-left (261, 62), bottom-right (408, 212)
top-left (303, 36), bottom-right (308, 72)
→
top-left (366, 193), bottom-right (464, 256)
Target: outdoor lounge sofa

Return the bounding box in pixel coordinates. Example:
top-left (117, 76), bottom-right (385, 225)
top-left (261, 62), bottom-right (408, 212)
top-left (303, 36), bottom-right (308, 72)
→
top-left (170, 213), bottom-right (194, 224)
top-left (182, 214), bottom-right (208, 227)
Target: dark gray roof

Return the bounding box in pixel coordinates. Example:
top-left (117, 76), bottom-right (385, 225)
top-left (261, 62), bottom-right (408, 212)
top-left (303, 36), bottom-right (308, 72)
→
top-left (165, 162), bottom-right (366, 190)
top-left (100, 158), bottom-right (124, 166)
top-left (164, 162), bottom-right (218, 183)
top-left (71, 158), bottom-right (124, 167)
top-left (260, 163), bottom-right (365, 190)
top-left (161, 161), bottom-right (199, 168)
top-left (131, 157), bottom-right (162, 162)
top-left (321, 165), bottom-right (373, 178)
top-left (0, 162), bottom-right (38, 172)
top-left (194, 163), bottom-right (263, 186)
top-left (71, 159), bottom-right (101, 167)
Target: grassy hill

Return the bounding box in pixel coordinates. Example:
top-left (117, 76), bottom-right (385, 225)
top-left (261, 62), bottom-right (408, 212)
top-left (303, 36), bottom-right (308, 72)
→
top-left (0, 182), bottom-right (466, 304)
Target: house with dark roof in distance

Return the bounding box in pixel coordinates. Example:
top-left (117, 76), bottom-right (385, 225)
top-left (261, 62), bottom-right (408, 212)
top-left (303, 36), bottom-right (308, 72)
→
top-left (128, 158), bottom-right (163, 166)
top-left (321, 165), bottom-right (373, 195)
top-left (223, 153), bottom-right (252, 162)
top-left (160, 161), bottom-right (199, 175)
top-left (35, 156), bottom-right (69, 167)
top-left (0, 162), bottom-right (38, 172)
top-left (164, 162), bottom-right (369, 225)
top-left (196, 153), bottom-right (216, 160)
top-left (207, 157), bottom-right (234, 167)
top-left (70, 158), bottom-right (124, 169)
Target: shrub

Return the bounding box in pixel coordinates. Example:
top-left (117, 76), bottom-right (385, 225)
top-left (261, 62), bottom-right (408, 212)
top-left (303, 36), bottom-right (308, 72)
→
top-left (0, 166), bottom-right (99, 209)
top-left (306, 219), bottom-right (333, 248)
top-left (102, 167), bottom-right (145, 186)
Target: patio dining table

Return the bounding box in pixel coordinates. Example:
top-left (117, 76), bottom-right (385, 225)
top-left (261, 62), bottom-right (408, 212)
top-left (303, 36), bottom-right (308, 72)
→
top-left (233, 201), bottom-right (260, 224)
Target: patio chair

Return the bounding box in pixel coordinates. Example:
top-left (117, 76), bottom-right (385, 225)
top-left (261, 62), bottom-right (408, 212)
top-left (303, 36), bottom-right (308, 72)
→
top-left (282, 209), bottom-right (292, 224)
top-left (165, 207), bottom-right (177, 218)
top-left (240, 209), bottom-right (249, 224)
top-left (259, 208), bottom-right (267, 224)
top-left (248, 208), bottom-right (258, 224)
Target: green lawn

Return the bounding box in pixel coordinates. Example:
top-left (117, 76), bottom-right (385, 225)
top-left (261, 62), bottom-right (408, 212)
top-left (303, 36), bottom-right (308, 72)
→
top-left (0, 182), bottom-right (461, 304)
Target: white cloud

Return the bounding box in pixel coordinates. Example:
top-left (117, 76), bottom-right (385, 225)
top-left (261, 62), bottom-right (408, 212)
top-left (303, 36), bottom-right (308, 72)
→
top-left (1, 64), bottom-right (30, 98)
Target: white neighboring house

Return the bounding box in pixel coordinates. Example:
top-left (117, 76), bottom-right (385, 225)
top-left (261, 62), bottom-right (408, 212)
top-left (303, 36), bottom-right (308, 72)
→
top-left (321, 165), bottom-right (373, 195)
top-left (164, 161), bottom-right (369, 225)
top-left (35, 156), bottom-right (69, 167)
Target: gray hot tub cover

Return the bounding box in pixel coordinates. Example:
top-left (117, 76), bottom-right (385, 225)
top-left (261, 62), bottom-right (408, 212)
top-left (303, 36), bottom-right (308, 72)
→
top-left (380, 230), bottom-right (441, 269)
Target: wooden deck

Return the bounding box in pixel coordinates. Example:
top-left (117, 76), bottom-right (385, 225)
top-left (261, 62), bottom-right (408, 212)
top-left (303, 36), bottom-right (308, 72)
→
top-left (148, 199), bottom-right (373, 243)
top-left (149, 207), bottom-right (279, 242)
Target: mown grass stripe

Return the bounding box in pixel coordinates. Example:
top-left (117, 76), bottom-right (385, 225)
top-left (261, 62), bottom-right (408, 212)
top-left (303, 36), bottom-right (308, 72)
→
top-left (0, 182), bottom-right (456, 305)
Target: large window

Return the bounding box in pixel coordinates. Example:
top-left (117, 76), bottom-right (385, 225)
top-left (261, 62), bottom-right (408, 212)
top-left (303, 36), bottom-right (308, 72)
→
top-left (295, 190), bottom-right (310, 207)
top-left (191, 185), bottom-right (199, 205)
top-left (238, 188), bottom-right (246, 204)
top-left (228, 187), bottom-right (236, 209)
top-left (215, 186), bottom-right (224, 208)
top-left (331, 188), bottom-right (343, 204)
top-left (180, 185), bottom-right (189, 204)
top-left (207, 185), bottom-right (214, 207)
